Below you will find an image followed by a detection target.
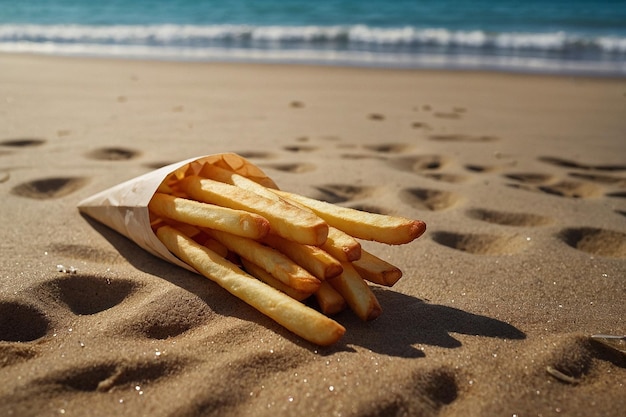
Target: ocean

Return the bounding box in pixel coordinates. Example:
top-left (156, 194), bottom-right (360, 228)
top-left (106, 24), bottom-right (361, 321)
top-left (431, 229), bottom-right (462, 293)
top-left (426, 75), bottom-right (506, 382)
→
top-left (1, 0), bottom-right (625, 76)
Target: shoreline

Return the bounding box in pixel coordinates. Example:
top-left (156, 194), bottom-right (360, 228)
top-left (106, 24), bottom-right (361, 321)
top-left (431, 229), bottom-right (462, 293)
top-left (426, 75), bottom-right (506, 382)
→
top-left (2, 51), bottom-right (625, 80)
top-left (1, 52), bottom-right (625, 417)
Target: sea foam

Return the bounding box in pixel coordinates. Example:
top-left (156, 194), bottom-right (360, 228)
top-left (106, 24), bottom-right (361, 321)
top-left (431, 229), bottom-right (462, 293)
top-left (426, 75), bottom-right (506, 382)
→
top-left (1, 24), bottom-right (624, 75)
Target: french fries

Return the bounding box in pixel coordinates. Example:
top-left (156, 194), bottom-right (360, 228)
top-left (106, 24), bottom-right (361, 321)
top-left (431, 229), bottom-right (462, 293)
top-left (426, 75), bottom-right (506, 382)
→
top-left (206, 228), bottom-right (321, 294)
top-left (328, 262), bottom-right (382, 321)
top-left (149, 159), bottom-right (426, 345)
top-left (157, 225), bottom-right (345, 346)
top-left (241, 258), bottom-right (312, 302)
top-left (180, 176), bottom-right (328, 245)
top-left (315, 281), bottom-right (347, 316)
top-left (352, 249), bottom-right (403, 287)
top-left (273, 189), bottom-right (426, 245)
top-left (261, 234), bottom-right (343, 280)
top-left (149, 193), bottom-right (270, 239)
top-left (321, 226), bottom-right (362, 262)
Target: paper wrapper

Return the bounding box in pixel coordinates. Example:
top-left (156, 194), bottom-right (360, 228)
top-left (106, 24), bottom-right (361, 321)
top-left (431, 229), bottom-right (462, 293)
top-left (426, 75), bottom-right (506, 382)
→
top-left (77, 153), bottom-right (278, 272)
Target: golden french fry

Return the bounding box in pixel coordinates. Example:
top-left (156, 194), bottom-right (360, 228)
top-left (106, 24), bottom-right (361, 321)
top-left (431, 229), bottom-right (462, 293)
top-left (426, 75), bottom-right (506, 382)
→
top-left (262, 234), bottom-right (343, 280)
top-left (180, 176), bottom-right (328, 245)
top-left (149, 193), bottom-right (270, 240)
top-left (328, 262), bottom-right (382, 321)
top-left (206, 228), bottom-right (321, 294)
top-left (241, 258), bottom-right (312, 302)
top-left (315, 281), bottom-right (347, 316)
top-left (352, 249), bottom-right (402, 287)
top-left (200, 163), bottom-right (282, 201)
top-left (320, 226), bottom-right (362, 262)
top-left (273, 189), bottom-right (426, 245)
top-left (151, 215), bottom-right (202, 238)
top-left (156, 225), bottom-right (345, 346)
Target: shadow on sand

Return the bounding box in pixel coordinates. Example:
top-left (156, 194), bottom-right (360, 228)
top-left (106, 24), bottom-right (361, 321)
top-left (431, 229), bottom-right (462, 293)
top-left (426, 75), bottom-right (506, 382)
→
top-left (82, 215), bottom-right (526, 359)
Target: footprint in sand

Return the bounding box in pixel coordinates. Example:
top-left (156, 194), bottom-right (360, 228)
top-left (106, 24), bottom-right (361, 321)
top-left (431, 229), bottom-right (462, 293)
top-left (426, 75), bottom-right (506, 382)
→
top-left (421, 173), bottom-right (469, 184)
top-left (411, 122), bottom-right (431, 130)
top-left (233, 151), bottom-right (277, 160)
top-left (261, 162), bottom-right (316, 173)
top-left (0, 300), bottom-right (48, 367)
top-left (399, 187), bottom-right (462, 211)
top-left (363, 143), bottom-right (412, 154)
top-left (11, 177), bottom-right (88, 199)
top-left (412, 367), bottom-right (459, 409)
top-left (39, 358), bottom-right (183, 393)
top-left (311, 184), bottom-right (377, 204)
top-left (0, 138), bottom-right (46, 148)
top-left (0, 138), bottom-right (45, 157)
top-left (430, 231), bottom-right (528, 255)
top-left (378, 367), bottom-right (459, 415)
top-left (122, 290), bottom-right (215, 340)
top-left (463, 159), bottom-right (519, 173)
top-left (38, 275), bottom-right (138, 316)
top-left (506, 171), bottom-right (606, 198)
top-left (0, 343), bottom-right (39, 368)
top-left (568, 172), bottom-right (626, 188)
top-left (169, 349), bottom-right (307, 417)
top-left (390, 155), bottom-right (450, 173)
top-left (558, 227), bottom-right (626, 258)
top-left (334, 141), bottom-right (411, 161)
top-left (283, 145), bottom-right (317, 153)
top-left (429, 134), bottom-right (499, 143)
top-left (536, 335), bottom-right (625, 388)
top-left (539, 156), bottom-right (626, 172)
top-left (537, 180), bottom-right (604, 198)
top-left (466, 208), bottom-right (552, 227)
top-left (505, 172), bottom-right (555, 185)
top-left (85, 147), bottom-right (140, 161)
top-left (0, 300), bottom-right (50, 343)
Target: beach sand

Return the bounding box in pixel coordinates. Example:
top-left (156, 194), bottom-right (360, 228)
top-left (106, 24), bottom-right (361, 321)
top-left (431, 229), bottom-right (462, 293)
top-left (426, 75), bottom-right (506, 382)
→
top-left (1, 54), bottom-right (625, 416)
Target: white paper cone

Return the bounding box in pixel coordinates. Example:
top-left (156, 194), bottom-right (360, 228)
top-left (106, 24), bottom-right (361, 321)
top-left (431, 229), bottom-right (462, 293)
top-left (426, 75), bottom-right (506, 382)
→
top-left (77, 153), bottom-right (278, 272)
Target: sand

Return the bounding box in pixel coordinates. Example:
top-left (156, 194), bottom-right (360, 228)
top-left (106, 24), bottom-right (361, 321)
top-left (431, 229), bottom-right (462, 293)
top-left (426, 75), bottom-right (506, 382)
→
top-left (1, 53), bottom-right (625, 417)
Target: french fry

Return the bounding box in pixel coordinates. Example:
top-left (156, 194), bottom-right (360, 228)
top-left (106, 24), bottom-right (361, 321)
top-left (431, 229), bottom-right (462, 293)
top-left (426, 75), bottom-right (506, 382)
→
top-left (273, 189), bottom-right (426, 245)
top-left (200, 163), bottom-right (281, 202)
top-left (352, 249), bottom-right (403, 287)
top-left (156, 225), bottom-right (345, 346)
top-left (328, 262), bottom-right (382, 321)
top-left (320, 226), bottom-right (362, 262)
top-left (157, 217), bottom-right (221, 250)
top-left (149, 193), bottom-right (270, 240)
top-left (206, 228), bottom-right (321, 294)
top-left (241, 258), bottom-right (312, 302)
top-left (315, 281), bottom-right (347, 316)
top-left (180, 176), bottom-right (328, 245)
top-left (262, 234), bottom-right (343, 280)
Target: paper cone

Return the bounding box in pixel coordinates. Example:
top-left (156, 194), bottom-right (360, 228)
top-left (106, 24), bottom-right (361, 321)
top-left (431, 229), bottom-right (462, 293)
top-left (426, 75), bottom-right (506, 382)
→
top-left (78, 153), bottom-right (278, 272)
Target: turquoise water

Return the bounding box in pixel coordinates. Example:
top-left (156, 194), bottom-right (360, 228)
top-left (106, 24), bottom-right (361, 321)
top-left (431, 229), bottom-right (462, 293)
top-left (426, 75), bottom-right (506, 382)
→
top-left (1, 0), bottom-right (625, 75)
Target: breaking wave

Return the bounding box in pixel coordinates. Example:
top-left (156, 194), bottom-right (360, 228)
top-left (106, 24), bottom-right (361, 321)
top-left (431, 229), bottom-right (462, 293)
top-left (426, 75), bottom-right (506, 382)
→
top-left (1, 24), bottom-right (624, 75)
